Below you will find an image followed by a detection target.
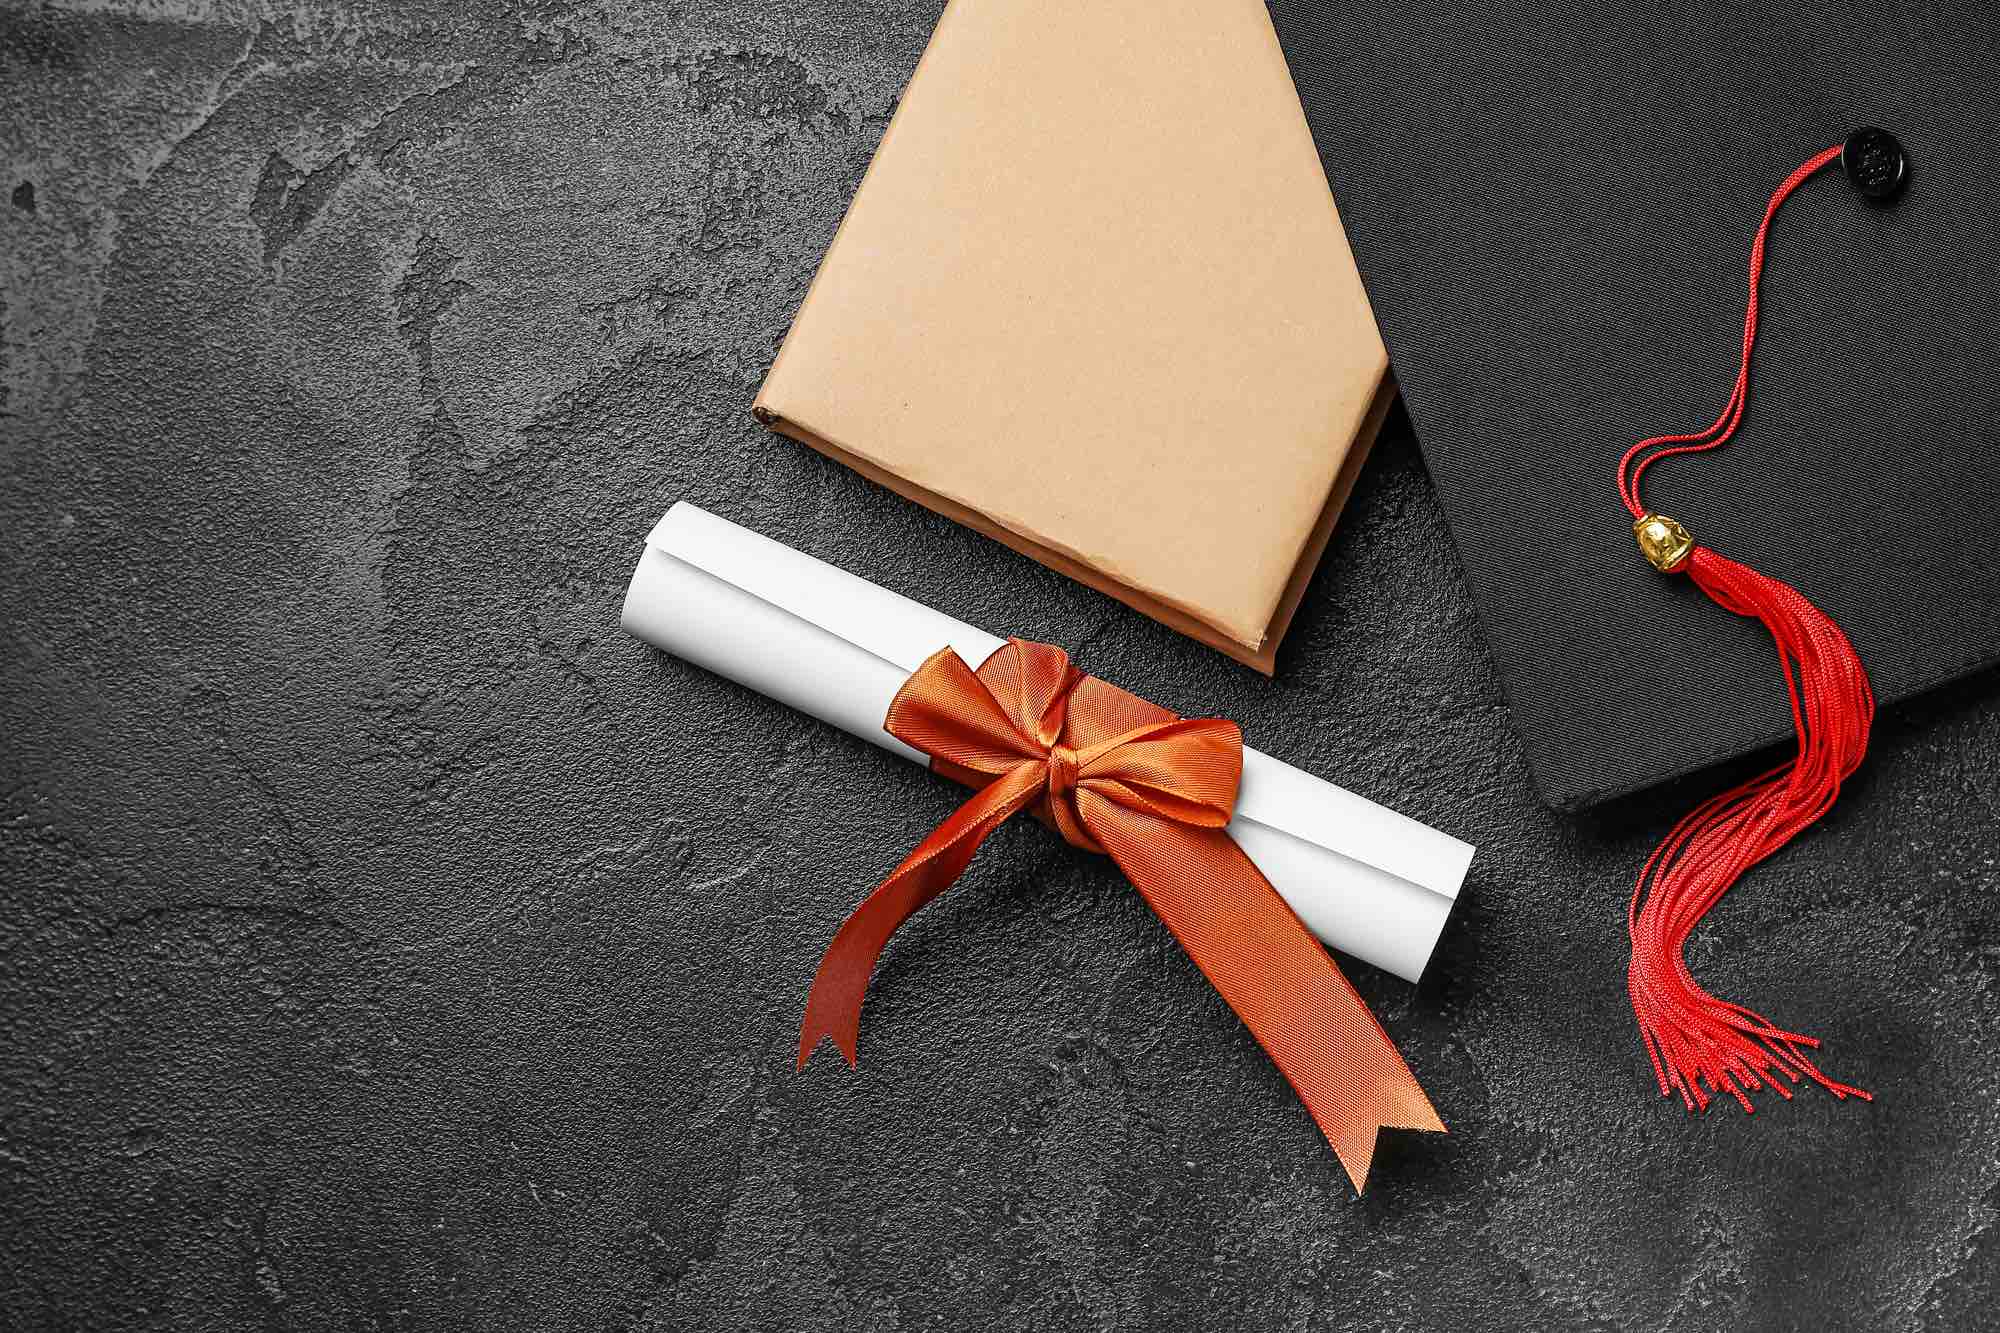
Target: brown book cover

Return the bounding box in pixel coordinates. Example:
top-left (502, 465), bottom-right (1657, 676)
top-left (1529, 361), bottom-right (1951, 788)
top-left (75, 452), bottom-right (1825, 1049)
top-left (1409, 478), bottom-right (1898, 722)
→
top-left (754, 0), bottom-right (1391, 674)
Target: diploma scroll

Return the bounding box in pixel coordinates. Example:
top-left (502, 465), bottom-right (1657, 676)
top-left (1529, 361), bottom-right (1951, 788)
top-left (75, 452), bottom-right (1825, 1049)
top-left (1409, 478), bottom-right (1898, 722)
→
top-left (621, 502), bottom-right (1471, 984)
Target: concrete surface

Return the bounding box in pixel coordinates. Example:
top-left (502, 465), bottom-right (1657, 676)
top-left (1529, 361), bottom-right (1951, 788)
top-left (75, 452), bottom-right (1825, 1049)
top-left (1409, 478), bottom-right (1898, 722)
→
top-left (3, 2), bottom-right (1998, 1329)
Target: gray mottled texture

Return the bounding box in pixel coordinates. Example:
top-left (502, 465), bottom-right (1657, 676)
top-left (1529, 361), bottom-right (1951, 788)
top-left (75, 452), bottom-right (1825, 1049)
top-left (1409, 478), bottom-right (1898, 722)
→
top-left (2, 2), bottom-right (1997, 1330)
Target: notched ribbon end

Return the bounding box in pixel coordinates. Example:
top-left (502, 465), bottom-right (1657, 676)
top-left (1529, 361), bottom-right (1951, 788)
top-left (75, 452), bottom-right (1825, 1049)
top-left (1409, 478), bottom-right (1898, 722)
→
top-left (1326, 1102), bottom-right (1447, 1196)
top-left (796, 1021), bottom-right (860, 1072)
top-left (798, 964), bottom-right (866, 1071)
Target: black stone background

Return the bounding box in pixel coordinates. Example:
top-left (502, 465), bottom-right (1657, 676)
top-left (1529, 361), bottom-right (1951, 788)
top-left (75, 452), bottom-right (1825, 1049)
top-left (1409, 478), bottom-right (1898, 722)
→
top-left (2, 3), bottom-right (1996, 1330)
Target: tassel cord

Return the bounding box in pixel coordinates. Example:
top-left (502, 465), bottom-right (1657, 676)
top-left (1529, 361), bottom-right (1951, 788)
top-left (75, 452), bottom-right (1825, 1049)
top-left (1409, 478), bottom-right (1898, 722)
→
top-left (1617, 144), bottom-right (1843, 518)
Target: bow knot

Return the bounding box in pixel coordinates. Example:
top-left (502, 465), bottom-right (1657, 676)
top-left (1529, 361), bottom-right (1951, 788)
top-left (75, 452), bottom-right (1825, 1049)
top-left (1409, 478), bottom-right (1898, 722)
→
top-left (1043, 742), bottom-right (1088, 848)
top-left (797, 638), bottom-right (1442, 1192)
top-left (893, 640), bottom-right (1243, 848)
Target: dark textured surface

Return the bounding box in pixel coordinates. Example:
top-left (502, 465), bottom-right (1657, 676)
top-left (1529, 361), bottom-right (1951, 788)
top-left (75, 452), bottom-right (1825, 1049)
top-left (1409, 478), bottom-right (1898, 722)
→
top-left (1270, 0), bottom-right (2000, 811)
top-left (3, 3), bottom-right (1998, 1329)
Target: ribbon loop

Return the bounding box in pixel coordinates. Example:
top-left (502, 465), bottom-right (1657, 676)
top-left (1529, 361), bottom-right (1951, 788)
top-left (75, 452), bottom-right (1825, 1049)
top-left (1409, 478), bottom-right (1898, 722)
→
top-left (798, 638), bottom-right (1443, 1191)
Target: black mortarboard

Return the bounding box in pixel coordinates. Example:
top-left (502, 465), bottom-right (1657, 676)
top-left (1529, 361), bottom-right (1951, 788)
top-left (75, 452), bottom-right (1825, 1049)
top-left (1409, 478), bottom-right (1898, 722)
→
top-left (1267, 1), bottom-right (2000, 810)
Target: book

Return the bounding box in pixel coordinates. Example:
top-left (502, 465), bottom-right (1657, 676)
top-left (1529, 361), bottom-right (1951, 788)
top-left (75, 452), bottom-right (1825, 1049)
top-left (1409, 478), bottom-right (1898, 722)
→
top-left (755, 0), bottom-right (1392, 674)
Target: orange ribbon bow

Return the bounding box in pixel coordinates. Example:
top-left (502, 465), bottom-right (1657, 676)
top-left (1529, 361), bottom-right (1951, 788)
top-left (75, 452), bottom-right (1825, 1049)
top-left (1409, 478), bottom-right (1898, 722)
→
top-left (798, 639), bottom-right (1443, 1191)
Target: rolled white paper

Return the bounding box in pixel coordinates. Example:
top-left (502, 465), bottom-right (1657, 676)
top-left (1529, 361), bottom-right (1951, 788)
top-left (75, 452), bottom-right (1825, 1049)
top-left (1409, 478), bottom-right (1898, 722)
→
top-left (622, 502), bottom-right (1473, 983)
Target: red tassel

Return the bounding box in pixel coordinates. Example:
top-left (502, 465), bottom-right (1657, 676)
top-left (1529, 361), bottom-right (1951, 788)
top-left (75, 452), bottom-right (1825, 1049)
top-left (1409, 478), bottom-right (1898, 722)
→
top-left (1626, 545), bottom-right (1874, 1111)
top-left (1615, 142), bottom-right (1888, 1112)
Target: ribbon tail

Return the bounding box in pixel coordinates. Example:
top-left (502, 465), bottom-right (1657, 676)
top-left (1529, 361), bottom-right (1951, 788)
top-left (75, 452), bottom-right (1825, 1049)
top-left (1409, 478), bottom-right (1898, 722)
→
top-left (1090, 811), bottom-right (1443, 1193)
top-left (798, 762), bottom-right (1045, 1070)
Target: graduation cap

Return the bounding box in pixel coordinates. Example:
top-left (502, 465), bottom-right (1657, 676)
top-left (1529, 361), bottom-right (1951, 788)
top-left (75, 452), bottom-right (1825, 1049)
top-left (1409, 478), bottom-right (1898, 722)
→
top-left (1268, 0), bottom-right (1999, 810)
top-left (1266, 2), bottom-right (2000, 1109)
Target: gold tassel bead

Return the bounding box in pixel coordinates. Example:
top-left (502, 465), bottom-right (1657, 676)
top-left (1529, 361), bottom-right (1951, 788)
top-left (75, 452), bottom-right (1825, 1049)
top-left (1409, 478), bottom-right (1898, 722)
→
top-left (1634, 514), bottom-right (1695, 572)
